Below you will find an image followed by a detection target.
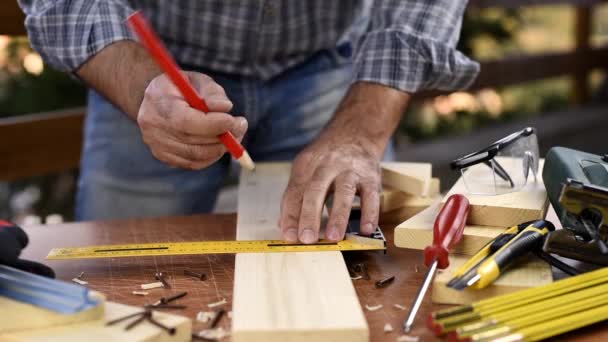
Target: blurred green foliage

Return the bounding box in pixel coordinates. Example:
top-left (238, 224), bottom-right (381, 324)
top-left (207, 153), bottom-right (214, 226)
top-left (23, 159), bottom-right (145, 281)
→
top-left (0, 38), bottom-right (86, 117)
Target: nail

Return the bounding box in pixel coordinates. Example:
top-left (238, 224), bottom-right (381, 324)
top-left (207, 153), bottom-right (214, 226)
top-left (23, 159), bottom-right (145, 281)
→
top-left (375, 275), bottom-right (395, 288)
top-left (147, 314), bottom-right (177, 335)
top-left (184, 270), bottom-right (207, 281)
top-left (284, 228), bottom-right (298, 242)
top-left (326, 227), bottom-right (339, 241)
top-left (300, 229), bottom-right (316, 244)
top-left (209, 309), bottom-right (226, 328)
top-left (155, 272), bottom-right (171, 289)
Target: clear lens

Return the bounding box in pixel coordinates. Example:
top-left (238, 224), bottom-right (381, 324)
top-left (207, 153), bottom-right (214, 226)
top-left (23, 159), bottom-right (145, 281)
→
top-left (461, 132), bottom-right (539, 195)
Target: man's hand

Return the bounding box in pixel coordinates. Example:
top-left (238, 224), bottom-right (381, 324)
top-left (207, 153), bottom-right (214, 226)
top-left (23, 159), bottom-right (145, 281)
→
top-left (278, 82), bottom-right (411, 243)
top-left (137, 72), bottom-right (247, 170)
top-left (76, 41), bottom-right (246, 170)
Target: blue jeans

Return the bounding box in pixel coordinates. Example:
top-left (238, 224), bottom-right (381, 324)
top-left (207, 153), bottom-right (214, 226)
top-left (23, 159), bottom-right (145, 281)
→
top-left (76, 48), bottom-right (393, 220)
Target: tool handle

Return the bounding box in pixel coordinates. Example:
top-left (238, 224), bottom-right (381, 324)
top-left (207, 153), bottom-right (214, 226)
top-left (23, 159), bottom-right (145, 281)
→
top-left (493, 220), bottom-right (553, 269)
top-left (424, 194), bottom-right (470, 269)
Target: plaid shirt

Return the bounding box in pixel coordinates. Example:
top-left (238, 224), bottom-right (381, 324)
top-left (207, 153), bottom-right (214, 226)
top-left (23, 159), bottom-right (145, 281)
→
top-left (19, 0), bottom-right (479, 93)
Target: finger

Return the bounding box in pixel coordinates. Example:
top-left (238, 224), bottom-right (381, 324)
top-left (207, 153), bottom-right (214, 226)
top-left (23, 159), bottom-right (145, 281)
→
top-left (359, 181), bottom-right (381, 235)
top-left (298, 166), bottom-right (335, 244)
top-left (163, 138), bottom-right (226, 164)
top-left (152, 150), bottom-right (210, 170)
top-left (168, 109), bottom-right (243, 137)
top-left (178, 116), bottom-right (247, 144)
top-left (325, 172), bottom-right (357, 241)
top-left (188, 72), bottom-right (233, 112)
top-left (279, 182), bottom-right (304, 242)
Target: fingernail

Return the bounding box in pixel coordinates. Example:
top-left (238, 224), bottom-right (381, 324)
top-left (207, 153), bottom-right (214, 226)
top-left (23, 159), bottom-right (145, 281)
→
top-left (300, 229), bottom-right (316, 244)
top-left (326, 227), bottom-right (339, 241)
top-left (363, 223), bottom-right (373, 234)
top-left (284, 228), bottom-right (298, 242)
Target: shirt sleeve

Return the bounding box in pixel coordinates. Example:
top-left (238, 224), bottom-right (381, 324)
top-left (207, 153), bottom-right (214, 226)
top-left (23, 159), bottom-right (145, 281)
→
top-left (353, 0), bottom-right (480, 93)
top-left (18, 0), bottom-right (135, 72)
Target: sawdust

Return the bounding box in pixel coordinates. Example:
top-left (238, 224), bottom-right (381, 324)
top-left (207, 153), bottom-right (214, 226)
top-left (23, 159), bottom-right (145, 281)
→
top-left (196, 327), bottom-right (230, 340)
top-left (397, 335), bottom-right (420, 342)
top-left (208, 298), bottom-right (227, 308)
top-left (393, 304), bottom-right (407, 310)
top-left (72, 278), bottom-right (88, 285)
top-left (351, 275), bottom-right (363, 280)
top-left (132, 291), bottom-right (149, 296)
top-left (384, 323), bottom-right (394, 333)
top-left (140, 282), bottom-right (164, 290)
top-left (196, 311), bottom-right (215, 323)
top-left (365, 304), bottom-right (383, 311)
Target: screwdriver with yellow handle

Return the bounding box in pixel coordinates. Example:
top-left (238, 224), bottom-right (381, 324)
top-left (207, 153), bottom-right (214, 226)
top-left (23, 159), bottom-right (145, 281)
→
top-left (449, 220), bottom-right (555, 290)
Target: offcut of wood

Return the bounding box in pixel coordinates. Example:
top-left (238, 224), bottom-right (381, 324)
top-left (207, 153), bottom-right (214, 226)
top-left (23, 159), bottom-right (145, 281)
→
top-left (381, 162), bottom-right (432, 197)
top-left (441, 160), bottom-right (548, 227)
top-left (1, 301), bottom-right (191, 341)
top-left (432, 254), bottom-right (553, 305)
top-left (232, 163), bottom-right (368, 342)
top-left (0, 290), bottom-right (105, 333)
top-left (394, 202), bottom-right (505, 255)
top-left (379, 194), bottom-right (441, 225)
top-left (380, 179), bottom-right (439, 213)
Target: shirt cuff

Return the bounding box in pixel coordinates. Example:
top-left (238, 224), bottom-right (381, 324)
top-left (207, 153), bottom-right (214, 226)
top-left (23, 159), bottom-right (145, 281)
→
top-left (353, 29), bottom-right (480, 93)
top-left (25, 1), bottom-right (136, 72)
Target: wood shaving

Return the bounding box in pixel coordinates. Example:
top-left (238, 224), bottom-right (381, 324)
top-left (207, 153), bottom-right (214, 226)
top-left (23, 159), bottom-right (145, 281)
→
top-left (72, 278), bottom-right (88, 285)
top-left (393, 304), bottom-right (407, 310)
top-left (351, 275), bottom-right (363, 280)
top-left (207, 298), bottom-right (227, 308)
top-left (228, 311), bottom-right (233, 319)
top-left (384, 323), bottom-right (394, 333)
top-left (415, 265), bottom-right (419, 273)
top-left (397, 335), bottom-right (420, 342)
top-left (196, 327), bottom-right (230, 340)
top-left (365, 304), bottom-right (383, 311)
top-left (196, 311), bottom-right (215, 323)
top-left (140, 281), bottom-right (164, 290)
top-left (132, 291), bottom-right (149, 296)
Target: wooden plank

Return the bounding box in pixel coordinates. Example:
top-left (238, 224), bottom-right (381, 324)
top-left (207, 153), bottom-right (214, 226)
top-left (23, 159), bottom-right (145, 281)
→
top-left (441, 160), bottom-right (548, 227)
top-left (0, 291), bottom-right (104, 332)
top-left (432, 255), bottom-right (553, 305)
top-left (0, 109), bottom-right (85, 180)
top-left (3, 301), bottom-right (191, 341)
top-left (232, 163), bottom-right (368, 342)
top-left (394, 202), bottom-right (505, 255)
top-left (381, 162), bottom-right (432, 197)
top-left (380, 178), bottom-right (439, 213)
top-left (0, 2), bottom-right (26, 36)
top-left (573, 6), bottom-right (592, 104)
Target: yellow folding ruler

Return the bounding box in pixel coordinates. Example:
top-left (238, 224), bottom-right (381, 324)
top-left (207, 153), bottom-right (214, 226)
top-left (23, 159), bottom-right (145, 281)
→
top-left (47, 231), bottom-right (386, 260)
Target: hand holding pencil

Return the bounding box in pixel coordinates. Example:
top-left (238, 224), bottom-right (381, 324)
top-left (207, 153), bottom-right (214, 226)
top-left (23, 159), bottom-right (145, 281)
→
top-left (127, 11), bottom-right (255, 171)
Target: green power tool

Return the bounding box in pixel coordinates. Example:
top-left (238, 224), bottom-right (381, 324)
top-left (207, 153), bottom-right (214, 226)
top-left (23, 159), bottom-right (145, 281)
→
top-left (542, 147), bottom-right (608, 265)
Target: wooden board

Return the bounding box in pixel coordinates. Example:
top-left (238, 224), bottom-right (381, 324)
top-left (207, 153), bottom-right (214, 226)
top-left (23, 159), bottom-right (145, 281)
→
top-left (441, 160), bottom-right (548, 227)
top-left (394, 202), bottom-right (505, 255)
top-left (381, 162), bottom-right (432, 197)
top-left (380, 178), bottom-right (439, 213)
top-left (379, 195), bottom-right (440, 225)
top-left (232, 163), bottom-right (368, 342)
top-left (1, 301), bottom-right (191, 341)
top-left (0, 291), bottom-right (105, 332)
top-left (432, 254), bottom-right (553, 305)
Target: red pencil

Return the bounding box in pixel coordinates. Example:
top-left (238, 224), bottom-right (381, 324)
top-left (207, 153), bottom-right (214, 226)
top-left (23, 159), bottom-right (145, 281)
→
top-left (127, 11), bottom-right (255, 171)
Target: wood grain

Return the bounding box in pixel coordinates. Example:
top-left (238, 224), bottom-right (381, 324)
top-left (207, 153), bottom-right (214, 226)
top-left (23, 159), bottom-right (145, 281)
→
top-left (394, 202), bottom-right (506, 255)
top-left (232, 163), bottom-right (368, 342)
top-left (441, 160), bottom-right (549, 227)
top-left (0, 291), bottom-right (104, 333)
top-left (3, 301), bottom-right (191, 341)
top-left (432, 255), bottom-right (553, 305)
top-left (381, 162), bottom-right (432, 197)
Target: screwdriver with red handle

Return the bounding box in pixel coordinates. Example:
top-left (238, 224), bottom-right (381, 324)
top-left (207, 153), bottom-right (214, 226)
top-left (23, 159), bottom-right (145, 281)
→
top-left (403, 194), bottom-right (470, 333)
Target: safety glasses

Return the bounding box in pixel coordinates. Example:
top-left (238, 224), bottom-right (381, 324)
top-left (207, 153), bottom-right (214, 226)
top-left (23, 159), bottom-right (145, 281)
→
top-left (451, 127), bottom-right (539, 195)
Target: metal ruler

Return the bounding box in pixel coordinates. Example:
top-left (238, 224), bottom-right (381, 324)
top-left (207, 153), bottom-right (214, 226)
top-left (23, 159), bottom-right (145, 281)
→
top-left (47, 233), bottom-right (386, 260)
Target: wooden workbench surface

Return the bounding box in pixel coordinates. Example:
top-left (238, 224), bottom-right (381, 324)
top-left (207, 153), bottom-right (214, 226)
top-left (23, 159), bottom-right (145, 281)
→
top-left (21, 214), bottom-right (607, 341)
